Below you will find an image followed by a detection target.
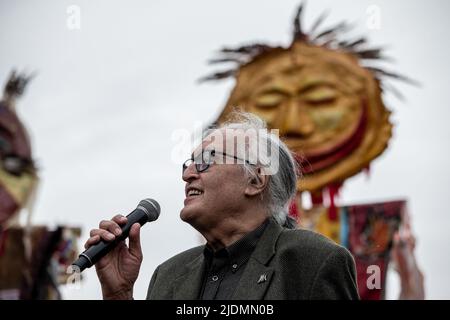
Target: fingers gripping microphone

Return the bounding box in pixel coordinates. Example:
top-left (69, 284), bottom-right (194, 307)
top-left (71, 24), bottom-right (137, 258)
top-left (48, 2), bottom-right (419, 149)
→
top-left (72, 198), bottom-right (160, 272)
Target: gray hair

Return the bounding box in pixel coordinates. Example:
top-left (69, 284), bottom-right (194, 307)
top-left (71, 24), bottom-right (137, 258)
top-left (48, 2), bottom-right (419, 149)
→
top-left (208, 111), bottom-right (299, 227)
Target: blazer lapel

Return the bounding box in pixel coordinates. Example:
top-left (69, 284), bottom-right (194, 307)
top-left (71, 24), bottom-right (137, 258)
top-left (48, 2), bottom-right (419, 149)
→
top-left (231, 259), bottom-right (274, 299)
top-left (173, 253), bottom-right (205, 299)
top-left (232, 219), bottom-right (283, 300)
top-left (172, 219), bottom-right (283, 300)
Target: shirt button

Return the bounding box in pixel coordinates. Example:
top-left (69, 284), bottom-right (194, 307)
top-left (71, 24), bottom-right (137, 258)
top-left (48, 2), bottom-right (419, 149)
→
top-left (211, 275), bottom-right (219, 282)
top-left (232, 263), bottom-right (238, 269)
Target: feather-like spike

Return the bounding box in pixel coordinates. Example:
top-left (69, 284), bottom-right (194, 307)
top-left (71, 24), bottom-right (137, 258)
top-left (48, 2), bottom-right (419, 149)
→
top-left (367, 67), bottom-right (419, 85)
top-left (380, 82), bottom-right (405, 101)
top-left (293, 3), bottom-right (307, 41)
top-left (201, 4), bottom-right (416, 95)
top-left (309, 10), bottom-right (329, 36)
top-left (344, 37), bottom-right (367, 49)
top-left (208, 57), bottom-right (244, 65)
top-left (320, 38), bottom-right (336, 48)
top-left (3, 69), bottom-right (35, 98)
top-left (198, 70), bottom-right (236, 83)
top-left (220, 44), bottom-right (271, 55)
top-left (220, 46), bottom-right (252, 54)
top-left (354, 48), bottom-right (384, 59)
top-left (313, 22), bottom-right (350, 40)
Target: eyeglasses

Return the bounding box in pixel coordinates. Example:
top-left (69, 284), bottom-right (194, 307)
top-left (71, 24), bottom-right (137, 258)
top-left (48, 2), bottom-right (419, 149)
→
top-left (182, 149), bottom-right (251, 174)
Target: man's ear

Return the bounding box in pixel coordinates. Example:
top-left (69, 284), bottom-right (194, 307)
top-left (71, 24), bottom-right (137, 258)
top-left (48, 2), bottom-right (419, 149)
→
top-left (245, 168), bottom-right (269, 197)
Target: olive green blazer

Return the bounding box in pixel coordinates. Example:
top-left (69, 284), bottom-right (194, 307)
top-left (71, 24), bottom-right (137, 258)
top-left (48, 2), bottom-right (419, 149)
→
top-left (146, 219), bottom-right (359, 300)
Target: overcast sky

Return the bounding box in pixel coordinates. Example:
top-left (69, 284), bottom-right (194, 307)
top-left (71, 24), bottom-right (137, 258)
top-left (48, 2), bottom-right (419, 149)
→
top-left (1, 0), bottom-right (449, 299)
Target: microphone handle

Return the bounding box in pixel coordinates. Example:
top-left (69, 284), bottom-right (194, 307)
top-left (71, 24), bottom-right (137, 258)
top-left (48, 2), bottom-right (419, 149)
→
top-left (72, 208), bottom-right (148, 272)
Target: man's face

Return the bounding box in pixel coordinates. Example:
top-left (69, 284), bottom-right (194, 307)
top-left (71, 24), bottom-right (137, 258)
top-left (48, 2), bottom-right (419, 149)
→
top-left (180, 131), bottom-right (250, 231)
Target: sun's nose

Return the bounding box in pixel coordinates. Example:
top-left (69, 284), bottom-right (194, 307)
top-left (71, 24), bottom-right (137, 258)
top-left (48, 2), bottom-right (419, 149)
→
top-left (281, 99), bottom-right (315, 138)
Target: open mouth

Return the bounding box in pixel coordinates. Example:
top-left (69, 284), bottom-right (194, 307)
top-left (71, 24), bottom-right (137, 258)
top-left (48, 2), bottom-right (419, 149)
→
top-left (186, 187), bottom-right (204, 198)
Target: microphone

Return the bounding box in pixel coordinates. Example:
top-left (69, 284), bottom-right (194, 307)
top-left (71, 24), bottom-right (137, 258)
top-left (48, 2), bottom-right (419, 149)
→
top-left (71, 198), bottom-right (160, 272)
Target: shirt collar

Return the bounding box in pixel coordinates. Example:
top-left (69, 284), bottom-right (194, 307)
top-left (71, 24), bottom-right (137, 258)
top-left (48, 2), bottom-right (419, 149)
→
top-left (203, 218), bottom-right (269, 270)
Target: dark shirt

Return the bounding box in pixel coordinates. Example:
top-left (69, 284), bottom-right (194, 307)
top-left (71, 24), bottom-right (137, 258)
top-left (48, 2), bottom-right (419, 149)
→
top-left (199, 219), bottom-right (269, 300)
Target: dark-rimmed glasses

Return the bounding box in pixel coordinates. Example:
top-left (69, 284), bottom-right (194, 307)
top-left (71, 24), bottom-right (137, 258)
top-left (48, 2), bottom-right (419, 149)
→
top-left (182, 149), bottom-right (251, 174)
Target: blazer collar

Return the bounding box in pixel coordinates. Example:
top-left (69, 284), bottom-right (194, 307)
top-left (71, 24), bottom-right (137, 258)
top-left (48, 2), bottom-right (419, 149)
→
top-left (249, 218), bottom-right (283, 265)
top-left (172, 218), bottom-right (284, 300)
top-left (172, 253), bottom-right (205, 299)
top-left (231, 218), bottom-right (283, 299)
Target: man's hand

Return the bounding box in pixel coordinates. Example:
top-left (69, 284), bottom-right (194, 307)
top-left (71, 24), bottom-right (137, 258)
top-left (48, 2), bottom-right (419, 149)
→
top-left (84, 215), bottom-right (143, 300)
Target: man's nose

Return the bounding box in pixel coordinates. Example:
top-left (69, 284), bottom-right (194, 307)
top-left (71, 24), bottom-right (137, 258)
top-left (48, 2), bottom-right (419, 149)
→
top-left (182, 162), bottom-right (199, 182)
top-left (281, 99), bottom-right (315, 137)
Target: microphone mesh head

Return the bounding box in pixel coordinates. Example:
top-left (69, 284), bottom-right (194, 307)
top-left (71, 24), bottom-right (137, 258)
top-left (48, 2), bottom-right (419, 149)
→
top-left (138, 198), bottom-right (160, 221)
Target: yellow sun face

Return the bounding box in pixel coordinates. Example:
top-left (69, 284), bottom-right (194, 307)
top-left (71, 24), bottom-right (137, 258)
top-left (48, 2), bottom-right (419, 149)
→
top-left (217, 42), bottom-right (393, 192)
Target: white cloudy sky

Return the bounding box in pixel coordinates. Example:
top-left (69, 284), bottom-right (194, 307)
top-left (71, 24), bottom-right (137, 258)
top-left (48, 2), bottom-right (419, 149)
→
top-left (1, 0), bottom-right (449, 299)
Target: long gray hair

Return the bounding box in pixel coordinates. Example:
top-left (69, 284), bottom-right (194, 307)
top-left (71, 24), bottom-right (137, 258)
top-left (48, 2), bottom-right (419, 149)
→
top-left (209, 111), bottom-right (299, 228)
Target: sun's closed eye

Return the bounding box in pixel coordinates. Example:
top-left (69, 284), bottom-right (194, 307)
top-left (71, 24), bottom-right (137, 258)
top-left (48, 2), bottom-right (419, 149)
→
top-left (302, 87), bottom-right (337, 105)
top-left (254, 92), bottom-right (285, 109)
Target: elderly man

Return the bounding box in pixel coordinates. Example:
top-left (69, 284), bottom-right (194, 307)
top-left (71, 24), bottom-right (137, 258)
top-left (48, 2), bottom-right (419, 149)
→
top-left (85, 112), bottom-right (359, 300)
